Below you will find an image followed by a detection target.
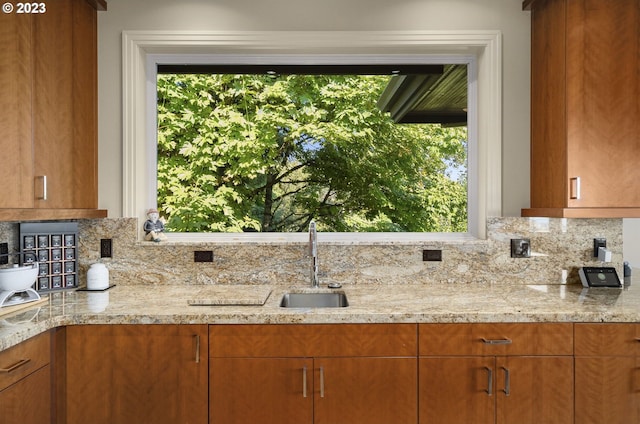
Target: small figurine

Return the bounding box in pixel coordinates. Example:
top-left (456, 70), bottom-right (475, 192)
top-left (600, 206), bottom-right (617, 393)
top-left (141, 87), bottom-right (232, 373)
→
top-left (143, 208), bottom-right (167, 242)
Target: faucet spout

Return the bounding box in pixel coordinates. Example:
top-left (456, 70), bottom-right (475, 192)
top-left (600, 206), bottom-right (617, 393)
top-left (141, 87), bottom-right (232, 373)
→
top-left (309, 221), bottom-right (319, 288)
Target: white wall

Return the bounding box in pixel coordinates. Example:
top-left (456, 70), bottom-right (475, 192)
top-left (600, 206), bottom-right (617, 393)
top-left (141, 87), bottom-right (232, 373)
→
top-left (97, 0), bottom-right (530, 216)
top-left (94, 0), bottom-right (640, 265)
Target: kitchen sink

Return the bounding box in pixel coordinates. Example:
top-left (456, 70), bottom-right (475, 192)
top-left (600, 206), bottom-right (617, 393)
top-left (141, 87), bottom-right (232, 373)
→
top-left (280, 292), bottom-right (349, 308)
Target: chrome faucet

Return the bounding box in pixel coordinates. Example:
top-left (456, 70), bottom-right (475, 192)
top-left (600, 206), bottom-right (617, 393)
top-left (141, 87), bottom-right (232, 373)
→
top-left (309, 220), bottom-right (319, 288)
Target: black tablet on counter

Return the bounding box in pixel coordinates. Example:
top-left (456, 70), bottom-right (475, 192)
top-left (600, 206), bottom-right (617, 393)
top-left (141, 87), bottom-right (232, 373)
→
top-left (579, 267), bottom-right (622, 288)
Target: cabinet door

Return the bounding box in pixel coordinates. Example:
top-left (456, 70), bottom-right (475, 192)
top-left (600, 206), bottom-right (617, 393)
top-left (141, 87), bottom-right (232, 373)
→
top-left (33, 0), bottom-right (98, 209)
top-left (0, 364), bottom-right (51, 424)
top-left (210, 358), bottom-right (313, 424)
top-left (495, 356), bottom-right (573, 424)
top-left (419, 357), bottom-right (495, 424)
top-left (0, 11), bottom-right (33, 208)
top-left (565, 0), bottom-right (640, 208)
top-left (66, 325), bottom-right (208, 424)
top-left (314, 357), bottom-right (417, 424)
top-left (575, 357), bottom-right (640, 424)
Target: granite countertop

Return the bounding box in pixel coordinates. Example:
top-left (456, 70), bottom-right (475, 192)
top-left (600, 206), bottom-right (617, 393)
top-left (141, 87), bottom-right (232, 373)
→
top-left (1, 278), bottom-right (639, 351)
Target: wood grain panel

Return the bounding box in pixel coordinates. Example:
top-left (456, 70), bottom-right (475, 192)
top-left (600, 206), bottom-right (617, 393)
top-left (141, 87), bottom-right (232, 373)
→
top-left (210, 358), bottom-right (313, 424)
top-left (0, 331), bottom-right (50, 392)
top-left (566, 0), bottom-right (640, 208)
top-left (419, 323), bottom-right (573, 356)
top-left (210, 324), bottom-right (417, 358)
top-left (419, 357), bottom-right (495, 424)
top-left (575, 357), bottom-right (640, 424)
top-left (0, 364), bottom-right (51, 424)
top-left (33, 0), bottom-right (74, 209)
top-left (0, 13), bottom-right (34, 208)
top-left (575, 323), bottom-right (640, 356)
top-left (66, 325), bottom-right (208, 424)
top-left (71, 0), bottom-right (99, 208)
top-left (496, 356), bottom-right (573, 424)
top-left (529, 0), bottom-right (568, 209)
top-left (314, 357), bottom-right (417, 424)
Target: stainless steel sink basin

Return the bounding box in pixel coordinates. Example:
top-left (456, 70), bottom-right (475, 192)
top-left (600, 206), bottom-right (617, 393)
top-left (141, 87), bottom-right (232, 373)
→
top-left (280, 292), bottom-right (349, 308)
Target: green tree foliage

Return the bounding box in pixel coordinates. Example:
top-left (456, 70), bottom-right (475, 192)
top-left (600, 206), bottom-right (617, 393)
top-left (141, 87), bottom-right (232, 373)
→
top-left (156, 73), bottom-right (467, 232)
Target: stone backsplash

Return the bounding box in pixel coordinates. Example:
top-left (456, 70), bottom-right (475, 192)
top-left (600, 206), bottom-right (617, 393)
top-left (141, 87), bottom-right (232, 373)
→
top-left (0, 217), bottom-right (622, 287)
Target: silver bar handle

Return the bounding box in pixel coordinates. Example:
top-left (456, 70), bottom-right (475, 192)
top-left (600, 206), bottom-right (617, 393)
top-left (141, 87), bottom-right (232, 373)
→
top-left (502, 367), bottom-right (510, 396)
top-left (319, 366), bottom-right (325, 398)
top-left (302, 366), bottom-right (307, 398)
top-left (36, 175), bottom-right (47, 200)
top-left (570, 177), bottom-right (581, 200)
top-left (481, 338), bottom-right (512, 345)
top-left (484, 367), bottom-right (493, 395)
top-left (194, 335), bottom-right (200, 363)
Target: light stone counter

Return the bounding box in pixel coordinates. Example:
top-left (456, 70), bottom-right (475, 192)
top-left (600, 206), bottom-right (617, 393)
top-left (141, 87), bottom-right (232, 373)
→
top-left (1, 279), bottom-right (638, 351)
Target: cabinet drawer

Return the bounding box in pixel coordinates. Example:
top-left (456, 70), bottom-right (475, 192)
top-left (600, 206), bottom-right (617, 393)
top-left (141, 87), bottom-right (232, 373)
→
top-left (575, 323), bottom-right (640, 356)
top-left (419, 323), bottom-right (573, 356)
top-left (0, 331), bottom-right (51, 392)
top-left (210, 324), bottom-right (417, 357)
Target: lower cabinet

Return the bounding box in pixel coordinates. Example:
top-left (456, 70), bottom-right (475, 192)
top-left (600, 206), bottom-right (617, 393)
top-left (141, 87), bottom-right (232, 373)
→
top-left (209, 324), bottom-right (418, 424)
top-left (575, 323), bottom-right (640, 424)
top-left (65, 324), bottom-right (208, 424)
top-left (419, 323), bottom-right (574, 424)
top-left (0, 332), bottom-right (51, 424)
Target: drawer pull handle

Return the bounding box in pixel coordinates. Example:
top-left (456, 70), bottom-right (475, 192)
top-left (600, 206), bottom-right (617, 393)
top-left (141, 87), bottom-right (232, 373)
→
top-left (484, 366), bottom-right (493, 395)
top-left (569, 177), bottom-right (581, 200)
top-left (502, 367), bottom-right (510, 396)
top-left (482, 338), bottom-right (512, 345)
top-left (36, 176), bottom-right (47, 200)
top-left (194, 335), bottom-right (200, 364)
top-left (302, 366), bottom-right (308, 398)
top-left (0, 358), bottom-right (31, 373)
top-left (319, 366), bottom-right (325, 398)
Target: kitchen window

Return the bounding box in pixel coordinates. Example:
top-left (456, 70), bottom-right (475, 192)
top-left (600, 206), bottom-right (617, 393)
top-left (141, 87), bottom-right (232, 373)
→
top-left (156, 67), bottom-right (468, 233)
top-left (123, 31), bottom-right (502, 241)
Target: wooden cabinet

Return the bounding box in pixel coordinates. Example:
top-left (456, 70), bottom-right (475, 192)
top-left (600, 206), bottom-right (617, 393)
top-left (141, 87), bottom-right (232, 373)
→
top-left (64, 324), bottom-right (208, 424)
top-left (209, 324), bottom-right (418, 424)
top-left (0, 0), bottom-right (107, 221)
top-left (574, 323), bottom-right (640, 424)
top-left (522, 0), bottom-right (640, 218)
top-left (419, 323), bottom-right (574, 424)
top-left (0, 332), bottom-right (51, 424)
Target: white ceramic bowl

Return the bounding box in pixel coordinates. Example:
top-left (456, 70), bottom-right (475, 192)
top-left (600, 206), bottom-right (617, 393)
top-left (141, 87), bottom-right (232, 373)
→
top-left (0, 263), bottom-right (38, 292)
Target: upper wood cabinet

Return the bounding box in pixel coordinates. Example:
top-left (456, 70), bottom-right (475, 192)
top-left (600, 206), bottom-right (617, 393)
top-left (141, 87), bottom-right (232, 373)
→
top-left (0, 0), bottom-right (107, 221)
top-left (522, 0), bottom-right (640, 218)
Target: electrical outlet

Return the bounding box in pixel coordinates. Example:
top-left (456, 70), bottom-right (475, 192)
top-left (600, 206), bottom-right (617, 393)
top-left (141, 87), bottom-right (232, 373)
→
top-left (422, 249), bottom-right (442, 261)
top-left (593, 238), bottom-right (606, 258)
top-left (100, 239), bottom-right (112, 258)
top-left (194, 250), bottom-right (214, 262)
top-left (511, 239), bottom-right (531, 258)
top-left (0, 242), bottom-right (8, 265)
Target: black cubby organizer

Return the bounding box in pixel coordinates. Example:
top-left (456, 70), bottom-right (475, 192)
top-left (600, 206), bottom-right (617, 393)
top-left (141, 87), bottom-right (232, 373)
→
top-left (20, 222), bottom-right (79, 292)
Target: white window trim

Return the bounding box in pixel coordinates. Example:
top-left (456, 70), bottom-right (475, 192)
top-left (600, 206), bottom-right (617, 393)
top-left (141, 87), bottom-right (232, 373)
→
top-left (122, 30), bottom-right (502, 243)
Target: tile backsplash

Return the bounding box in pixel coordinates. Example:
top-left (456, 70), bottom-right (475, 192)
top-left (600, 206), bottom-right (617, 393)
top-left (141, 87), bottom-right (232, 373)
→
top-left (0, 217), bottom-right (624, 287)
